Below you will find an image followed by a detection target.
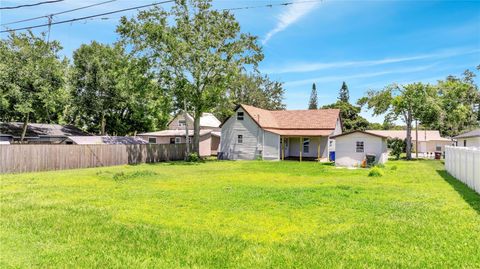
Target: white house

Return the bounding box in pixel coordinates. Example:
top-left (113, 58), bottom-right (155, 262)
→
top-left (137, 112), bottom-right (221, 156)
top-left (366, 129), bottom-right (451, 154)
top-left (219, 104), bottom-right (342, 161)
top-left (331, 130), bottom-right (388, 167)
top-left (454, 129), bottom-right (480, 147)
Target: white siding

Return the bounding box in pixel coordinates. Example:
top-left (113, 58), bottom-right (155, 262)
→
top-left (287, 137), bottom-right (328, 158)
top-left (220, 107), bottom-right (264, 160)
top-left (264, 131), bottom-right (280, 160)
top-left (459, 137), bottom-right (480, 148)
top-left (335, 133), bottom-right (388, 167)
top-left (328, 118), bottom-right (342, 151)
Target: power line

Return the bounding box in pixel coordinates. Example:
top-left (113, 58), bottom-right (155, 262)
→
top-left (0, 0), bottom-right (64, 10)
top-left (0, 0), bottom-right (324, 33)
top-left (1, 0), bottom-right (118, 26)
top-left (0, 0), bottom-right (176, 33)
top-left (222, 0), bottom-right (322, 11)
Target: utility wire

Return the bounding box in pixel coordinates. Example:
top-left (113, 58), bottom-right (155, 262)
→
top-left (0, 0), bottom-right (176, 33)
top-left (1, 0), bottom-right (118, 26)
top-left (0, 0), bottom-right (64, 10)
top-left (0, 0), bottom-right (323, 33)
top-left (222, 0), bottom-right (322, 11)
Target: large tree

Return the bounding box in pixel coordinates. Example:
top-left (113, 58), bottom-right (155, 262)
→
top-left (216, 72), bottom-right (285, 120)
top-left (0, 31), bottom-right (69, 141)
top-left (359, 83), bottom-right (439, 160)
top-left (308, 83), bottom-right (318, 109)
top-left (117, 0), bottom-right (263, 154)
top-left (339, 81), bottom-right (349, 103)
top-left (430, 69), bottom-right (480, 137)
top-left (70, 41), bottom-right (169, 135)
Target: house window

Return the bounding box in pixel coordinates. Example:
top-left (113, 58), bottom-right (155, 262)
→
top-left (464, 140), bottom-right (467, 147)
top-left (329, 140), bottom-right (333, 147)
top-left (237, 135), bottom-right (243, 144)
top-left (435, 144), bottom-right (442, 151)
top-left (170, 138), bottom-right (175, 144)
top-left (356, 141), bottom-right (364, 153)
top-left (175, 137), bottom-right (181, 144)
top-left (237, 111), bottom-right (244, 120)
top-left (148, 137), bottom-right (157, 144)
top-left (178, 120), bottom-right (186, 127)
top-left (303, 138), bottom-right (310, 153)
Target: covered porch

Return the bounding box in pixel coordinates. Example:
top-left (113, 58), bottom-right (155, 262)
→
top-left (279, 136), bottom-right (329, 162)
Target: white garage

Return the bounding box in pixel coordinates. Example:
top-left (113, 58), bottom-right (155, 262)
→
top-left (331, 130), bottom-right (388, 167)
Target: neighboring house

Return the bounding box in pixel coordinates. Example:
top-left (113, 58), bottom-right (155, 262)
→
top-left (219, 104), bottom-right (342, 161)
top-left (66, 136), bottom-right (148, 145)
top-left (366, 130), bottom-right (452, 153)
top-left (454, 129), bottom-right (480, 147)
top-left (0, 122), bottom-right (89, 144)
top-left (137, 112), bottom-right (221, 157)
top-left (331, 130), bottom-right (388, 167)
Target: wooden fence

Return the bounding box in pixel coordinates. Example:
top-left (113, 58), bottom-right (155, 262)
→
top-left (445, 146), bottom-right (480, 194)
top-left (0, 144), bottom-right (189, 174)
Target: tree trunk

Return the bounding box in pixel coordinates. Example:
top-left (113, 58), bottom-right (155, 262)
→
top-left (193, 113), bottom-right (201, 155)
top-left (405, 112), bottom-right (412, 160)
top-left (101, 112), bottom-right (106, 135)
top-left (20, 114), bottom-right (29, 143)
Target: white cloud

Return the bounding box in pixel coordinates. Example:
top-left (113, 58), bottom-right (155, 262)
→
top-left (283, 64), bottom-right (436, 87)
top-left (263, 47), bottom-right (480, 74)
top-left (262, 0), bottom-right (321, 45)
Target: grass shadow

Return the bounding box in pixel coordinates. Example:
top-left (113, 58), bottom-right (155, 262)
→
top-left (436, 170), bottom-right (480, 215)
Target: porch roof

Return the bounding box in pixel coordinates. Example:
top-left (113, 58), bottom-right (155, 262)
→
top-left (265, 129), bottom-right (333, 137)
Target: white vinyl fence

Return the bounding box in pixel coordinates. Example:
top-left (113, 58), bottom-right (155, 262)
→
top-left (444, 146), bottom-right (480, 194)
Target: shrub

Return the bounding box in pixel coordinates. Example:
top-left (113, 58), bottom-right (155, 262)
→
top-left (389, 138), bottom-right (405, 160)
top-left (186, 152), bottom-right (200, 162)
top-left (368, 167), bottom-right (384, 177)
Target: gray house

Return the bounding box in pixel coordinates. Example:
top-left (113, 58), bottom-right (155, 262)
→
top-left (219, 104), bottom-right (342, 161)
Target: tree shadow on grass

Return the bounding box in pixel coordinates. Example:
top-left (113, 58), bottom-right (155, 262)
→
top-left (436, 170), bottom-right (480, 215)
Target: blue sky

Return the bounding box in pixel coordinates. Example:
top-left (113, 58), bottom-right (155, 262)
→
top-left (1, 0), bottom-right (479, 123)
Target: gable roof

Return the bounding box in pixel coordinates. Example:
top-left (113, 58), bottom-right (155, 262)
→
top-left (454, 129), bottom-right (480, 139)
top-left (200, 113), bottom-right (221, 128)
top-left (68, 136), bottom-right (148, 145)
top-left (168, 112), bottom-right (221, 128)
top-left (331, 130), bottom-right (388, 139)
top-left (223, 104), bottom-right (340, 132)
top-left (365, 130), bottom-right (450, 142)
top-left (0, 122), bottom-right (88, 138)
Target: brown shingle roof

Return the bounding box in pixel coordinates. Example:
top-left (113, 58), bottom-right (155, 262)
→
top-left (240, 104), bottom-right (340, 130)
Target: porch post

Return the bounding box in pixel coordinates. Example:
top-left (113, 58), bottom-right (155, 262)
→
top-left (281, 137), bottom-right (285, 160)
top-left (317, 137), bottom-right (320, 161)
top-left (299, 137), bottom-right (302, 162)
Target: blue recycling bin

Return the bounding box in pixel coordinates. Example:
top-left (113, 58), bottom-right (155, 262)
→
top-left (329, 151), bottom-right (335, 162)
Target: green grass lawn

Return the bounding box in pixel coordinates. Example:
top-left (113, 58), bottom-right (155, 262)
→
top-left (1, 160), bottom-right (479, 268)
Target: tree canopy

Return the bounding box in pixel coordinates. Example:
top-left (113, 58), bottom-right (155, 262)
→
top-left (339, 81), bottom-right (349, 103)
top-left (308, 83), bottom-right (318, 109)
top-left (117, 0), bottom-right (263, 153)
top-left (70, 41), bottom-right (170, 135)
top-left (0, 31), bottom-right (69, 141)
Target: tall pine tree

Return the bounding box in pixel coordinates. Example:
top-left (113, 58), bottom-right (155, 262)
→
top-left (339, 81), bottom-right (349, 103)
top-left (308, 83), bottom-right (318, 109)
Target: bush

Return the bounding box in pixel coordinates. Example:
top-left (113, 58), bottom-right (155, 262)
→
top-left (368, 167), bottom-right (384, 177)
top-left (186, 152), bottom-right (200, 162)
top-left (389, 138), bottom-right (405, 160)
